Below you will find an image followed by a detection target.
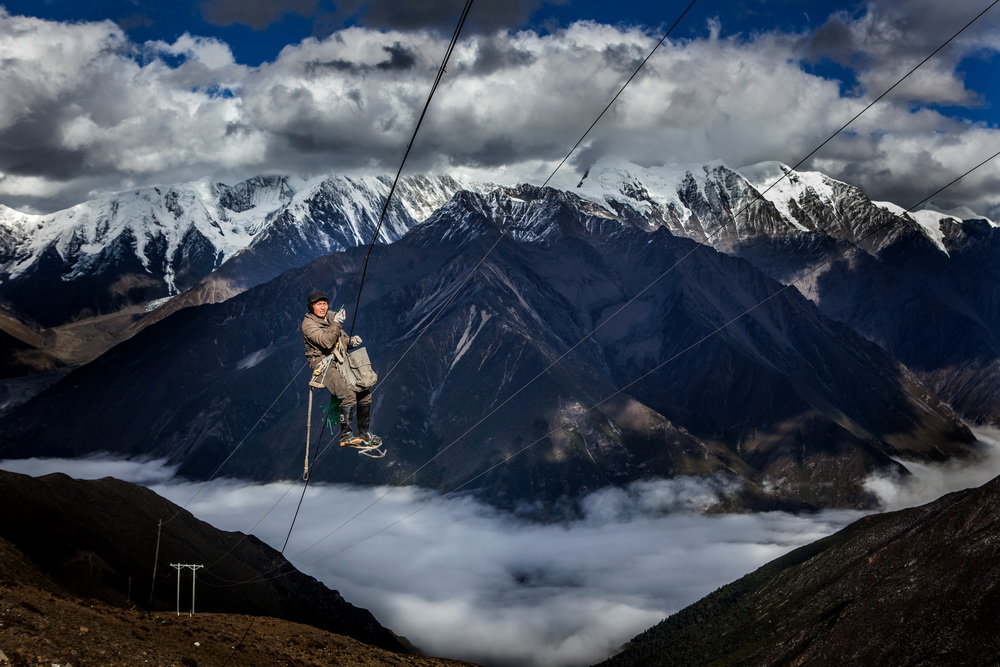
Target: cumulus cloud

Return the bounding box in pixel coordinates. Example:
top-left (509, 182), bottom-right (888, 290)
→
top-left (1, 1), bottom-right (999, 218)
top-left (806, 0), bottom-right (1000, 105)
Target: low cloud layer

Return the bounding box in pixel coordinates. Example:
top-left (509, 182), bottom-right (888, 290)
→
top-left (1, 0), bottom-right (999, 218)
top-left (5, 433), bottom-right (1000, 666)
top-left (864, 426), bottom-right (1000, 511)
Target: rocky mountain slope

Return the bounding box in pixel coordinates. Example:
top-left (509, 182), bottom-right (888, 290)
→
top-left (0, 469), bottom-right (410, 655)
top-left (6, 158), bottom-right (999, 430)
top-left (567, 159), bottom-right (1000, 423)
top-left (0, 574), bottom-right (472, 667)
top-left (0, 304), bottom-right (63, 379)
top-left (598, 473), bottom-right (1000, 666)
top-left (0, 185), bottom-right (979, 511)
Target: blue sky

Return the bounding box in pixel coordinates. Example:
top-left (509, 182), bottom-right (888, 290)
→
top-left (1, 0), bottom-right (999, 216)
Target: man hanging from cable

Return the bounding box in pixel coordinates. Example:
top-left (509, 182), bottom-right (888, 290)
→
top-left (301, 290), bottom-right (382, 454)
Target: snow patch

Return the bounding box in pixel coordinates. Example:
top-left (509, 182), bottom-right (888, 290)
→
top-left (554, 157), bottom-right (707, 224)
top-left (738, 161), bottom-right (837, 231)
top-left (450, 305), bottom-right (492, 371)
top-left (236, 348), bottom-right (276, 371)
top-left (872, 200), bottom-right (990, 253)
top-left (143, 296), bottom-right (175, 312)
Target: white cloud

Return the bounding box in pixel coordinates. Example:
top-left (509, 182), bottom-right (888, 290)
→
top-left (0, 454), bottom-right (861, 665)
top-left (5, 442), bottom-right (1000, 665)
top-left (0, 455), bottom-right (179, 484)
top-left (809, 0), bottom-right (1000, 105)
top-left (864, 426), bottom-right (1000, 511)
top-left (152, 477), bottom-right (862, 667)
top-left (1, 3), bottom-right (999, 218)
top-left (154, 33), bottom-right (239, 72)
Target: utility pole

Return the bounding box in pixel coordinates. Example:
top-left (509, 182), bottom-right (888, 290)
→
top-left (171, 563), bottom-right (204, 616)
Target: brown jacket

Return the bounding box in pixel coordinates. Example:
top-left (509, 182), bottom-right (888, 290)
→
top-left (301, 311), bottom-right (348, 369)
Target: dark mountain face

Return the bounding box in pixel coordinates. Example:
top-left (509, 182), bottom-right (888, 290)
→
top-left (579, 160), bottom-right (1000, 426)
top-left (732, 217), bottom-right (1000, 425)
top-left (0, 469), bottom-right (407, 653)
top-left (0, 305), bottom-right (61, 378)
top-left (0, 305), bottom-right (67, 412)
top-left (599, 473), bottom-right (1000, 667)
top-left (0, 186), bottom-right (978, 512)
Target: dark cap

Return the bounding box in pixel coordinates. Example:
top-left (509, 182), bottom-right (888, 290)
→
top-left (307, 290), bottom-right (329, 305)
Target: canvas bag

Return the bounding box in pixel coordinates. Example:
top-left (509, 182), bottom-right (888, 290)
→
top-left (339, 346), bottom-right (378, 390)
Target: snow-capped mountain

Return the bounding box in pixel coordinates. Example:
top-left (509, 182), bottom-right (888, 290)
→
top-left (4, 155), bottom-right (1000, 496)
top-left (560, 157), bottom-right (995, 253)
top-left (124, 173), bottom-right (499, 335)
top-left (0, 173), bottom-right (494, 326)
top-left (0, 184), bottom-right (978, 512)
top-left (555, 159), bottom-right (1000, 423)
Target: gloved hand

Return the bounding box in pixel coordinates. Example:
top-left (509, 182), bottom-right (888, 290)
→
top-left (333, 308), bottom-right (346, 324)
top-left (349, 335), bottom-right (363, 347)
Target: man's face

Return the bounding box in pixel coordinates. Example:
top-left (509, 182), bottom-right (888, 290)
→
top-left (311, 300), bottom-right (329, 317)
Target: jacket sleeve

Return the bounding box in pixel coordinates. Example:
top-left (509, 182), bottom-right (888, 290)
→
top-left (302, 315), bottom-right (343, 352)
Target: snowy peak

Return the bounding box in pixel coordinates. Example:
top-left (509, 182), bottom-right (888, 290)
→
top-left (214, 175), bottom-right (294, 216)
top-left (737, 161), bottom-right (840, 230)
top-left (0, 172), bottom-right (496, 326)
top-left (405, 182), bottom-right (624, 251)
top-left (874, 200), bottom-right (998, 252)
top-left (0, 179), bottom-right (272, 282)
top-left (568, 157), bottom-right (730, 227)
top-left (560, 157), bottom-right (993, 257)
top-left (559, 157), bottom-right (793, 245)
top-left (738, 161), bottom-right (998, 253)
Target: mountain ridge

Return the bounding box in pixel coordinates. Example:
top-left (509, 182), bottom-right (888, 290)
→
top-left (0, 173), bottom-right (495, 327)
top-left (0, 468), bottom-right (411, 653)
top-left (598, 472), bottom-right (1000, 666)
top-left (0, 184), bottom-right (980, 512)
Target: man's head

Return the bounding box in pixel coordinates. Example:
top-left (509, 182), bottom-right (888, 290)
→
top-left (307, 290), bottom-right (329, 317)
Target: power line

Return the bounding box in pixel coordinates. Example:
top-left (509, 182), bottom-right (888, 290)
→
top-left (345, 0), bottom-right (477, 337)
top-left (168, 0), bottom-right (480, 525)
top-left (540, 0), bottom-right (700, 189)
top-left (171, 0), bottom-right (1000, 587)
top-left (753, 0), bottom-right (1000, 204)
top-left (161, 359), bottom-right (308, 527)
top-left (391, 0), bottom-right (1000, 475)
top-left (206, 0), bottom-right (483, 640)
top-left (371, 1), bottom-right (701, 391)
top-left (297, 146), bottom-right (1000, 571)
top-left (284, 0), bottom-right (1000, 560)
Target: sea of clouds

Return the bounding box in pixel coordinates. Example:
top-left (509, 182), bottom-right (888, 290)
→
top-left (4, 427), bottom-right (1000, 666)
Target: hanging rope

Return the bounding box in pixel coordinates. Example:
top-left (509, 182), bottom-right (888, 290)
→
top-left (304, 388), bottom-right (314, 479)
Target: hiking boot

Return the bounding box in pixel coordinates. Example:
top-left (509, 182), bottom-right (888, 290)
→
top-left (338, 404), bottom-right (360, 446)
top-left (357, 402), bottom-right (379, 444)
